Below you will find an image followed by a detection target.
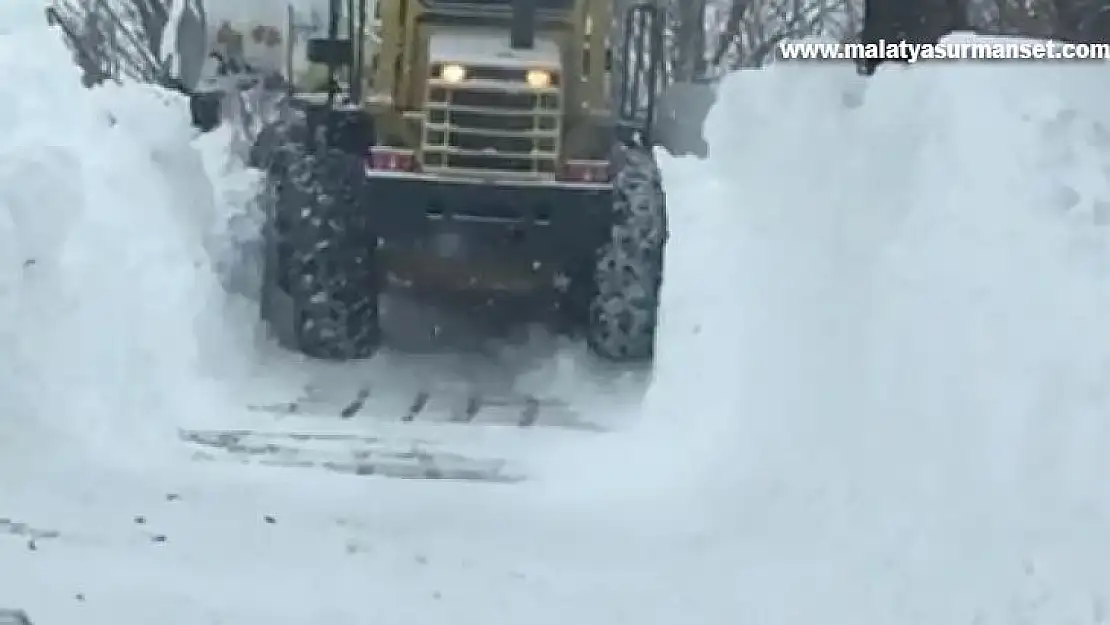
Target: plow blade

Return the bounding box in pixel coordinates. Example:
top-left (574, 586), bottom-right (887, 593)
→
top-left (180, 382), bottom-right (618, 483)
top-left (181, 428), bottom-right (522, 482)
top-left (0, 612), bottom-right (31, 625)
top-left (244, 382), bottom-right (606, 430)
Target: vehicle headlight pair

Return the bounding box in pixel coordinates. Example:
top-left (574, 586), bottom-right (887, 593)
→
top-left (438, 64), bottom-right (553, 89)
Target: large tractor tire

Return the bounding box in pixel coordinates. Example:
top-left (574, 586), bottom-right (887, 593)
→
top-left (585, 145), bottom-right (667, 362)
top-left (260, 136), bottom-right (381, 360)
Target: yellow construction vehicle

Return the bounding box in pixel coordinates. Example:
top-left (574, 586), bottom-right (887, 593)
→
top-left (248, 0), bottom-right (686, 363)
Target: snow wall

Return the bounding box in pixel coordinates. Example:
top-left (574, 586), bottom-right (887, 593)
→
top-left (0, 14), bottom-right (257, 469)
top-left (533, 36), bottom-right (1110, 620)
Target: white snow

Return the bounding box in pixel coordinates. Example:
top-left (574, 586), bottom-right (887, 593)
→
top-left (532, 40), bottom-right (1110, 621)
top-left (0, 16), bottom-right (234, 468)
top-left (5, 8), bottom-right (1110, 623)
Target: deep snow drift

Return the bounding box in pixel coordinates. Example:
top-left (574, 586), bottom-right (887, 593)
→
top-left (0, 13), bottom-right (245, 467)
top-left (536, 39), bottom-right (1110, 620)
top-left (5, 6), bottom-right (1110, 621)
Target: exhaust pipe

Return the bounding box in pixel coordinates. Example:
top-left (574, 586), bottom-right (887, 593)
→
top-left (510, 0), bottom-right (535, 49)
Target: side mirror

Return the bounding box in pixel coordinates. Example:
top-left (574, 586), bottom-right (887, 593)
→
top-left (306, 38), bottom-right (353, 66)
top-left (653, 80), bottom-right (716, 158)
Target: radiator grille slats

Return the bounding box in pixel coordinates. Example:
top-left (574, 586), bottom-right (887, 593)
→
top-left (423, 67), bottom-right (561, 178)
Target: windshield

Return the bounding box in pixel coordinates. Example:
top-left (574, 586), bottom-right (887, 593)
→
top-left (420, 0), bottom-right (573, 11)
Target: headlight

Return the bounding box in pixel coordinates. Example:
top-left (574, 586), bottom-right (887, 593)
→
top-left (440, 64), bottom-right (466, 83)
top-left (526, 69), bottom-right (552, 88)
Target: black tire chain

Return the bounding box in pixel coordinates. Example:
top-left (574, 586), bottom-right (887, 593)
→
top-left (587, 144), bottom-right (667, 361)
top-left (279, 143), bottom-right (381, 359)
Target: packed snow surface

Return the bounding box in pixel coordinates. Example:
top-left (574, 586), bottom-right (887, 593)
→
top-left (4, 10), bottom-right (1110, 623)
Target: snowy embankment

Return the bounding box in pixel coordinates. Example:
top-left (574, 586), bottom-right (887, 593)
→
top-left (539, 36), bottom-right (1110, 620)
top-left (0, 12), bottom-right (248, 469)
top-left (4, 5), bottom-right (1110, 620)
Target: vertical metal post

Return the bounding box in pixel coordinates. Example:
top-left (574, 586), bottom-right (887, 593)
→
top-left (352, 0), bottom-right (367, 104)
top-left (0, 610), bottom-right (31, 625)
top-left (617, 3), bottom-right (663, 146)
top-left (511, 0), bottom-right (537, 49)
top-left (326, 0), bottom-right (341, 107)
top-left (285, 4), bottom-right (295, 87)
top-left (644, 4), bottom-right (663, 146)
top-left (347, 0), bottom-right (356, 94)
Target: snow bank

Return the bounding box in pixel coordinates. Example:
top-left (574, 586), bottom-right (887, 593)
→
top-left (541, 38), bottom-right (1110, 619)
top-left (0, 16), bottom-right (240, 468)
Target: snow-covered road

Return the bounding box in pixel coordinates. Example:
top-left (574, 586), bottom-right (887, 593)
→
top-left (6, 2), bottom-right (1110, 621)
top-left (1, 457), bottom-right (744, 625)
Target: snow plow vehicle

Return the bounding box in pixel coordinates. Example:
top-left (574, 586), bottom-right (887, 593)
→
top-left (248, 0), bottom-right (677, 363)
top-left (173, 0), bottom-right (715, 483)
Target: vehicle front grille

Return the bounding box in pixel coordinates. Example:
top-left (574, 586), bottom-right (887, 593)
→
top-left (423, 67), bottom-right (561, 178)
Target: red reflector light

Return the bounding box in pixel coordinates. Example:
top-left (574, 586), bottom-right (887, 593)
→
top-left (562, 159), bottom-right (609, 182)
top-left (366, 147), bottom-right (416, 172)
